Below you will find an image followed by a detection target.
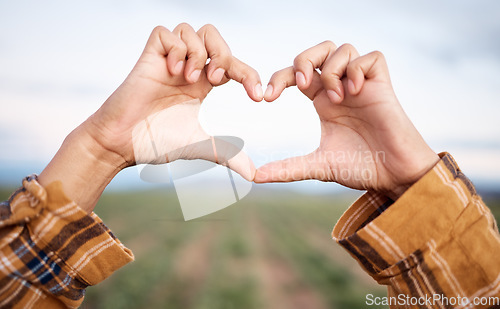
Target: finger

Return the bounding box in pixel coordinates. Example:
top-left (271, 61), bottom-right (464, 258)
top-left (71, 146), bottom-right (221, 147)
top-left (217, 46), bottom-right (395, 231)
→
top-left (226, 151), bottom-right (256, 181)
top-left (172, 135), bottom-right (256, 181)
top-left (254, 152), bottom-right (325, 183)
top-left (173, 23), bottom-right (208, 83)
top-left (320, 43), bottom-right (360, 104)
top-left (144, 26), bottom-right (187, 76)
top-left (197, 24), bottom-right (233, 85)
top-left (346, 50), bottom-right (390, 95)
top-left (264, 67), bottom-right (295, 102)
top-left (213, 137), bottom-right (256, 181)
top-left (227, 57), bottom-right (263, 102)
top-left (265, 66), bottom-right (323, 102)
top-left (293, 41), bottom-right (337, 90)
top-left (197, 24), bottom-right (262, 101)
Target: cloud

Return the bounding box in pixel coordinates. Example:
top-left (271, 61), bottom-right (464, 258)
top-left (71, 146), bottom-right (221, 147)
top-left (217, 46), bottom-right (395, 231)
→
top-left (0, 0), bottom-right (499, 187)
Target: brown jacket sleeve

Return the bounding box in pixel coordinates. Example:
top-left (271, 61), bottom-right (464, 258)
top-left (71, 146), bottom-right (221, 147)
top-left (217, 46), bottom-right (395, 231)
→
top-left (332, 153), bottom-right (500, 308)
top-left (0, 175), bottom-right (134, 308)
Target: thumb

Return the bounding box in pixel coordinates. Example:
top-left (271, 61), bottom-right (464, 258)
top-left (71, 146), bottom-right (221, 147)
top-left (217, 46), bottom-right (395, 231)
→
top-left (213, 136), bottom-right (256, 181)
top-left (173, 136), bottom-right (256, 182)
top-left (254, 152), bottom-right (325, 183)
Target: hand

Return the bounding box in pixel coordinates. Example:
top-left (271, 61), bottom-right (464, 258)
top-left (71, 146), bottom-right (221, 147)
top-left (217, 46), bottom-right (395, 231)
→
top-left (86, 24), bottom-right (262, 178)
top-left (39, 24), bottom-right (262, 212)
top-left (255, 42), bottom-right (439, 199)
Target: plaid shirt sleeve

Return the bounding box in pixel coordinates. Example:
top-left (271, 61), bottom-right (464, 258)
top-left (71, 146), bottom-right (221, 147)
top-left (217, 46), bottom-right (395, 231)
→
top-left (332, 153), bottom-right (500, 308)
top-left (0, 175), bottom-right (134, 309)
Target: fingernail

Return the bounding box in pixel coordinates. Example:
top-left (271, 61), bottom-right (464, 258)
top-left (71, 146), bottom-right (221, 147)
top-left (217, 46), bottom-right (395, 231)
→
top-left (189, 69), bottom-right (201, 82)
top-left (296, 71), bottom-right (306, 87)
top-left (211, 68), bottom-right (225, 83)
top-left (327, 90), bottom-right (341, 103)
top-left (254, 83), bottom-right (263, 99)
top-left (264, 84), bottom-right (273, 100)
top-left (174, 61), bottom-right (184, 75)
top-left (348, 79), bottom-right (356, 94)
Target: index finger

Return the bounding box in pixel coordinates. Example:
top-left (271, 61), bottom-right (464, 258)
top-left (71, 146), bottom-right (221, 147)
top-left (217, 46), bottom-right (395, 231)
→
top-left (197, 24), bottom-right (263, 102)
top-left (293, 41), bottom-right (337, 90)
top-left (227, 57), bottom-right (263, 102)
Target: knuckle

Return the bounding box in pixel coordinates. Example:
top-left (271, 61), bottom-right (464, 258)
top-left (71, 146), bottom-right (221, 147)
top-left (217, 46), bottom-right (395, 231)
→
top-left (320, 40), bottom-right (337, 49)
top-left (240, 68), bottom-right (260, 84)
top-left (320, 63), bottom-right (339, 79)
top-left (347, 58), bottom-right (363, 71)
top-left (270, 70), bottom-right (282, 81)
top-left (152, 25), bottom-right (167, 35)
top-left (320, 71), bottom-right (338, 84)
top-left (212, 56), bottom-right (232, 72)
top-left (346, 61), bottom-right (357, 71)
top-left (221, 49), bottom-right (233, 60)
top-left (320, 70), bottom-right (332, 80)
top-left (293, 54), bottom-right (307, 67)
top-left (215, 50), bottom-right (233, 65)
top-left (270, 74), bottom-right (285, 87)
top-left (247, 67), bottom-right (259, 80)
top-left (174, 42), bottom-right (188, 54)
top-left (173, 23), bottom-right (195, 35)
top-left (370, 50), bottom-right (385, 59)
top-left (177, 22), bottom-right (192, 29)
top-left (200, 23), bottom-right (217, 33)
top-left (269, 67), bottom-right (292, 86)
top-left (339, 43), bottom-right (355, 51)
top-left (191, 48), bottom-right (208, 60)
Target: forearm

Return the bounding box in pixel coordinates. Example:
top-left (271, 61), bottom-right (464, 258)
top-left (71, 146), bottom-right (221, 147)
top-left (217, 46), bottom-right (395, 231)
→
top-left (38, 121), bottom-right (128, 213)
top-left (1, 122), bottom-right (134, 307)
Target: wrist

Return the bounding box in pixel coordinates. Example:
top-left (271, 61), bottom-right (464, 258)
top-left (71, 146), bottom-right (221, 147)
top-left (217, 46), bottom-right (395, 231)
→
top-left (38, 122), bottom-right (128, 213)
top-left (77, 120), bottom-right (130, 173)
top-left (384, 151), bottom-right (440, 201)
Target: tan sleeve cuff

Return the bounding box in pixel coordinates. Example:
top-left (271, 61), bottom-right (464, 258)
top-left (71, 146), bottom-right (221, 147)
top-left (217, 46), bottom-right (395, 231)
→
top-left (0, 175), bottom-right (134, 308)
top-left (26, 178), bottom-right (135, 287)
top-left (331, 153), bottom-right (480, 280)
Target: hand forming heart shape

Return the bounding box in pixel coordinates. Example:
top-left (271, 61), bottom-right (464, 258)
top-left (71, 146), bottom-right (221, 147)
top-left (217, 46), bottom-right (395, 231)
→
top-left (83, 23), bottom-right (439, 203)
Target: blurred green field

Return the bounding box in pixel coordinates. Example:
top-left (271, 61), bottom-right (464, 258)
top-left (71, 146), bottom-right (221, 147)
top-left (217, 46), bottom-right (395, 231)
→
top-left (1, 186), bottom-right (499, 309)
top-left (81, 187), bottom-right (387, 309)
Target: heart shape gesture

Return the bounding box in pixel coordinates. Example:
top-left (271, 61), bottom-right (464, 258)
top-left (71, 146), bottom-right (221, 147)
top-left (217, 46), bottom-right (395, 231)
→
top-left (39, 23), bottom-right (439, 212)
top-left (22, 22), bottom-right (496, 309)
top-left (85, 24), bottom-right (439, 201)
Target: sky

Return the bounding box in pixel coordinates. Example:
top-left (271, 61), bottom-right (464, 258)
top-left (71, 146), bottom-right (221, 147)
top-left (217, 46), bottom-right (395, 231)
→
top-left (0, 0), bottom-right (499, 192)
